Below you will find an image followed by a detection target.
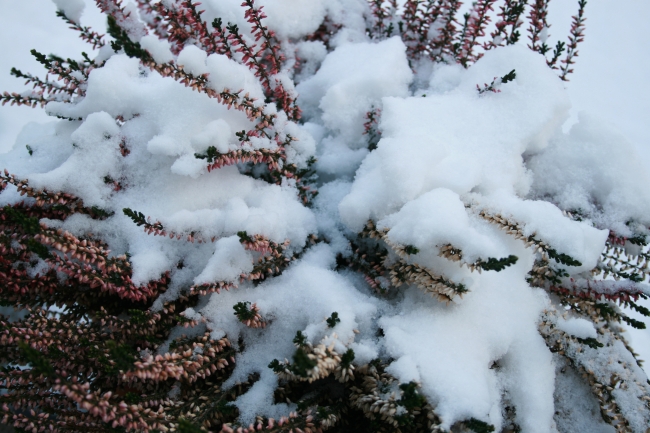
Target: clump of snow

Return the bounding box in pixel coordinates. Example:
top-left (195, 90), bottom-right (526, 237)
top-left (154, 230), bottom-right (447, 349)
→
top-left (51, 0), bottom-right (85, 22)
top-left (139, 35), bottom-right (174, 64)
top-left (258, 0), bottom-right (327, 39)
top-left (528, 113), bottom-right (650, 235)
top-left (3, 4), bottom-right (650, 432)
top-left (177, 46), bottom-right (209, 76)
top-left (556, 317), bottom-right (597, 339)
top-left (379, 188), bottom-right (506, 264)
top-left (196, 244), bottom-right (379, 421)
top-left (340, 45), bottom-right (570, 232)
top-left (27, 111), bottom-right (121, 207)
top-left (297, 37), bottom-right (412, 149)
top-left (194, 236), bottom-right (254, 285)
top-left (381, 268), bottom-right (554, 432)
top-left (475, 191), bottom-right (609, 272)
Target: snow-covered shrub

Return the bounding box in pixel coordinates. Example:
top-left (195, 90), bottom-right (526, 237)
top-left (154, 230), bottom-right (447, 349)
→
top-left (1, 0), bottom-right (649, 432)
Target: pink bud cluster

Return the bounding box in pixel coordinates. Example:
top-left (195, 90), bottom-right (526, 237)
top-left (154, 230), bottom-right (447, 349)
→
top-left (221, 410), bottom-right (323, 433)
top-left (559, 0), bottom-right (586, 81)
top-left (125, 336), bottom-right (233, 383)
top-left (95, 0), bottom-right (148, 39)
top-left (527, 0), bottom-right (551, 53)
top-left (58, 12), bottom-right (106, 50)
top-left (458, 0), bottom-right (496, 66)
top-left (488, 0), bottom-right (528, 48)
top-left (0, 92), bottom-right (51, 108)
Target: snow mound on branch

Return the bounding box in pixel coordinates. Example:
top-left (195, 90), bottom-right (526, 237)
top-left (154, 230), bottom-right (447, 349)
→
top-left (528, 113), bottom-right (650, 236)
top-left (333, 45), bottom-right (609, 431)
top-left (339, 45), bottom-right (569, 231)
top-left (196, 244), bottom-right (380, 422)
top-left (0, 51), bottom-right (317, 295)
top-left (298, 37), bottom-right (412, 146)
top-left (297, 37), bottom-right (412, 179)
top-left (51, 0), bottom-right (85, 22)
top-left (381, 268), bottom-right (553, 432)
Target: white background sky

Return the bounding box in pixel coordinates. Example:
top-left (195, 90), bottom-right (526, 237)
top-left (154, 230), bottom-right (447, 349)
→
top-left (0, 0), bottom-right (649, 361)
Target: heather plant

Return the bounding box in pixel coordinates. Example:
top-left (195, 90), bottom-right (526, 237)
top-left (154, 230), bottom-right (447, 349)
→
top-left (1, 1), bottom-right (650, 433)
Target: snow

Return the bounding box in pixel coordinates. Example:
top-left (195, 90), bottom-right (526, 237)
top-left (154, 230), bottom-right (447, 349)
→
top-left (1, 1), bottom-right (650, 432)
top-left (297, 37), bottom-right (412, 153)
top-left (529, 113), bottom-right (650, 235)
top-left (139, 35), bottom-right (174, 64)
top-left (194, 236), bottom-right (254, 285)
top-left (52, 0), bottom-right (85, 22)
top-left (340, 45), bottom-right (570, 231)
top-left (556, 318), bottom-right (597, 340)
top-left (199, 245), bottom-right (379, 420)
top-left (380, 265), bottom-right (554, 432)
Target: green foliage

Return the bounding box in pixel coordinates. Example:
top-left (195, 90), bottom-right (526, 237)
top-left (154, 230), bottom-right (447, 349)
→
top-left (236, 230), bottom-right (253, 243)
top-left (25, 145), bottom-right (33, 156)
top-left (290, 348), bottom-right (317, 377)
top-left (105, 340), bottom-right (137, 374)
top-left (500, 69), bottom-right (517, 84)
top-left (3, 206), bottom-right (41, 235)
top-left (90, 206), bottom-right (114, 219)
top-left (465, 417), bottom-right (496, 433)
top-left (124, 392), bottom-right (142, 404)
top-left (547, 248), bottom-right (582, 267)
top-left (397, 382), bottom-right (425, 410)
top-left (30, 49), bottom-right (54, 70)
top-left (595, 303), bottom-right (646, 329)
top-left (18, 342), bottom-right (54, 376)
top-left (268, 359), bottom-right (283, 373)
top-left (576, 337), bottom-right (604, 349)
top-left (293, 330), bottom-right (307, 347)
top-left (25, 239), bottom-right (50, 259)
top-left (123, 208), bottom-right (147, 226)
top-left (403, 245), bottom-right (419, 255)
top-left (326, 312), bottom-right (340, 328)
top-left (128, 309), bottom-right (148, 325)
top-left (478, 255), bottom-right (518, 272)
top-left (235, 130), bottom-right (248, 142)
top-left (233, 302), bottom-right (255, 321)
top-left (194, 146), bottom-right (219, 163)
top-left (178, 418), bottom-right (204, 433)
top-left (629, 301), bottom-right (650, 317)
top-left (341, 349), bottom-right (355, 368)
top-left (106, 16), bottom-right (151, 60)
top-left (627, 235), bottom-right (648, 246)
top-left (622, 315), bottom-right (646, 330)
